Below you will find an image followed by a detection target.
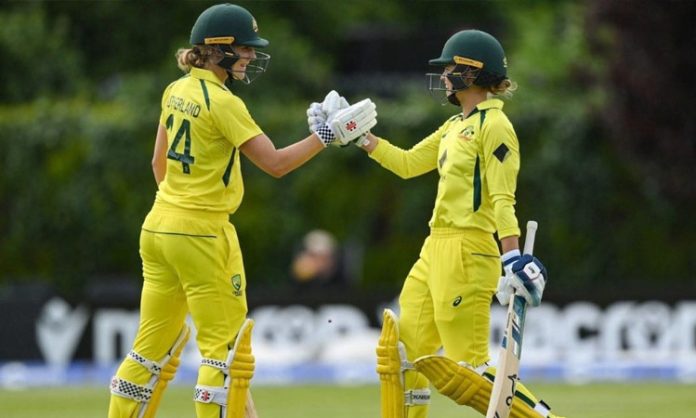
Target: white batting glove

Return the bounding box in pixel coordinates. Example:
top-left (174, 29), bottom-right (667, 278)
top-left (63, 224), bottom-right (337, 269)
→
top-left (327, 98), bottom-right (377, 146)
top-left (322, 90), bottom-right (349, 118)
top-left (307, 102), bottom-right (324, 133)
top-left (509, 254), bottom-right (547, 307)
top-left (496, 250), bottom-right (547, 307)
top-left (308, 90), bottom-right (351, 146)
top-left (331, 93), bottom-right (372, 147)
top-left (308, 91), bottom-right (374, 147)
top-left (495, 276), bottom-right (513, 306)
top-left (495, 249), bottom-right (520, 306)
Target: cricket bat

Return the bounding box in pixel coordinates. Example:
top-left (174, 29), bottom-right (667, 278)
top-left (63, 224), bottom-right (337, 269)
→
top-left (245, 390), bottom-right (259, 418)
top-left (485, 220), bottom-right (538, 418)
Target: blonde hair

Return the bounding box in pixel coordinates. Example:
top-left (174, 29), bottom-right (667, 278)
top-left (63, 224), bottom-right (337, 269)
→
top-left (488, 78), bottom-right (518, 98)
top-left (176, 46), bottom-right (222, 73)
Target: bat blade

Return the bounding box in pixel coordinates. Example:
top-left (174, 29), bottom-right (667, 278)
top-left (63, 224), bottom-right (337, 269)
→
top-left (486, 295), bottom-right (527, 418)
top-left (245, 390), bottom-right (259, 418)
top-left (485, 221), bottom-right (537, 418)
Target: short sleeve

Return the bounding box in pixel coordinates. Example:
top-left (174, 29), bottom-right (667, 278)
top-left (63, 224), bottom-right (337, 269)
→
top-left (212, 95), bottom-right (263, 148)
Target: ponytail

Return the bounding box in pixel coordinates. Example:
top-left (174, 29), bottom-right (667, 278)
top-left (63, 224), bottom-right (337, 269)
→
top-left (175, 46), bottom-right (222, 73)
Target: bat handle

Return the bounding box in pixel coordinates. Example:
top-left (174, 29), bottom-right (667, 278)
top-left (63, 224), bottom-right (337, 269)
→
top-left (523, 220), bottom-right (537, 256)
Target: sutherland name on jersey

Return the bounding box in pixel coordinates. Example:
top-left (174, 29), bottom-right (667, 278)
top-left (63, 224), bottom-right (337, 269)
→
top-left (166, 95), bottom-right (202, 118)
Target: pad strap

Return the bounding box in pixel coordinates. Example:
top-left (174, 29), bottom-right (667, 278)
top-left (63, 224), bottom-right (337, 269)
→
top-left (128, 324), bottom-right (190, 377)
top-left (193, 358), bottom-right (232, 410)
top-left (194, 385), bottom-right (228, 406)
top-left (128, 351), bottom-right (163, 375)
top-left (397, 343), bottom-right (413, 372)
top-left (201, 357), bottom-right (229, 372)
top-left (110, 376), bottom-right (152, 402)
top-left (404, 388), bottom-right (431, 406)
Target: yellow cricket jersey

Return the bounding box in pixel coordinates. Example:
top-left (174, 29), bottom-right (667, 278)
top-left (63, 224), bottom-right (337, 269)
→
top-left (156, 67), bottom-right (263, 214)
top-left (369, 98), bottom-right (521, 238)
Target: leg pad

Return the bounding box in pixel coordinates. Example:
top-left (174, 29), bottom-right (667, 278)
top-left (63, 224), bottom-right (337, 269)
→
top-left (193, 319), bottom-right (255, 418)
top-left (226, 319), bottom-right (255, 418)
top-left (110, 324), bottom-right (190, 418)
top-left (376, 309), bottom-right (405, 418)
top-left (413, 355), bottom-right (562, 418)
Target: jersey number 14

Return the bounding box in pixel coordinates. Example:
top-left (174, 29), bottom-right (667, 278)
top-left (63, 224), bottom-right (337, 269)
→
top-left (166, 114), bottom-right (195, 174)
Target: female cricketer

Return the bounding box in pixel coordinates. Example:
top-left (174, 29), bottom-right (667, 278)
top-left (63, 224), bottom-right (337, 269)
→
top-left (107, 4), bottom-right (374, 418)
top-left (355, 30), bottom-right (564, 418)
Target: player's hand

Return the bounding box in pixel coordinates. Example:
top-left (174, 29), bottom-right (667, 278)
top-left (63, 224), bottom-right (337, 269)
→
top-left (307, 102), bottom-right (324, 133)
top-left (326, 98), bottom-right (377, 146)
top-left (495, 251), bottom-right (547, 307)
top-left (321, 90), bottom-right (377, 148)
top-left (308, 90), bottom-right (349, 146)
top-left (309, 91), bottom-right (374, 147)
top-left (322, 89), bottom-right (349, 118)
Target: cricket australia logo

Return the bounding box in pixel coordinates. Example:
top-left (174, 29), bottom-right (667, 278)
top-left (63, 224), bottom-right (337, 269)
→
top-left (231, 274), bottom-right (242, 296)
top-left (458, 125), bottom-right (475, 141)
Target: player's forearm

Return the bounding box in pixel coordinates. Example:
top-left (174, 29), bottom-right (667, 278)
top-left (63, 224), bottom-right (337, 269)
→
top-left (152, 124), bottom-right (169, 185)
top-left (499, 235), bottom-right (519, 254)
top-left (254, 134), bottom-right (322, 178)
top-left (360, 132), bottom-right (379, 153)
top-left (268, 134), bottom-right (323, 176)
top-left (241, 133), bottom-right (324, 178)
top-left (152, 162), bottom-right (166, 185)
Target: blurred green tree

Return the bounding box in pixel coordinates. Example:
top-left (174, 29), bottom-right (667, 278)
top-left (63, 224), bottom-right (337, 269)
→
top-left (0, 7), bottom-right (84, 102)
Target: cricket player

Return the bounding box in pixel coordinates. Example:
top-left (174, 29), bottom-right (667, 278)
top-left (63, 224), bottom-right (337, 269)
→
top-left (107, 4), bottom-right (375, 418)
top-left (311, 30), bottom-right (564, 418)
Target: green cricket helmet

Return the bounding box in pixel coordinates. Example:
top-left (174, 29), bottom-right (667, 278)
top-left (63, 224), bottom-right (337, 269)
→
top-left (427, 30), bottom-right (508, 105)
top-left (190, 3), bottom-right (270, 84)
top-left (190, 3), bottom-right (268, 48)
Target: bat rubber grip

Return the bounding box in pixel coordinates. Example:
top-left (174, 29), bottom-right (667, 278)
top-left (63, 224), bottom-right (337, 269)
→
top-left (523, 220), bottom-right (537, 256)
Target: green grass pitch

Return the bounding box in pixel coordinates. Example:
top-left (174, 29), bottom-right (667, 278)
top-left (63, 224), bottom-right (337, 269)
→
top-left (1, 382), bottom-right (694, 417)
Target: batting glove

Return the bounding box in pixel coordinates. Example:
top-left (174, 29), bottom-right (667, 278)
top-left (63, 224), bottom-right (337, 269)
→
top-left (308, 91), bottom-right (374, 147)
top-left (496, 249), bottom-right (520, 305)
top-left (307, 102), bottom-right (325, 133)
top-left (327, 98), bottom-right (377, 146)
top-left (308, 90), bottom-right (350, 147)
top-left (496, 251), bottom-right (547, 307)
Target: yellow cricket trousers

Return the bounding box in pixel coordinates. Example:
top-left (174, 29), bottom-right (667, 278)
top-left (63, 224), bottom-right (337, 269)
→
top-left (108, 202), bottom-right (248, 418)
top-left (399, 227), bottom-right (500, 418)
